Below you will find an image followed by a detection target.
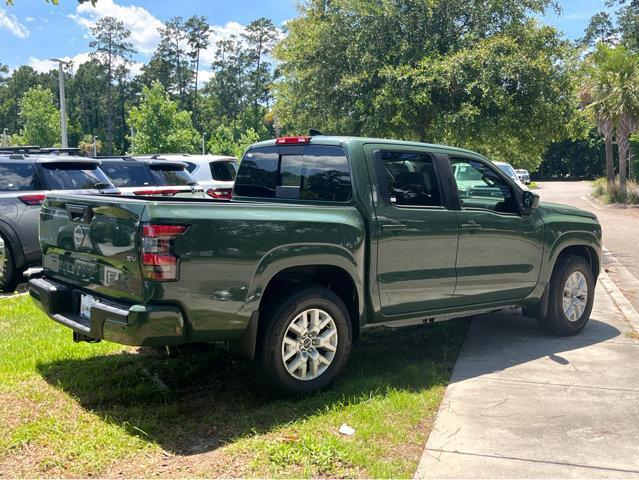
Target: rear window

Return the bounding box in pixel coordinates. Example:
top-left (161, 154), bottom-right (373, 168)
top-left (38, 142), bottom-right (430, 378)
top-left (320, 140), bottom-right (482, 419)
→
top-left (101, 163), bottom-right (155, 187)
top-left (210, 160), bottom-right (237, 181)
top-left (150, 165), bottom-right (193, 186)
top-left (235, 146), bottom-right (351, 202)
top-left (0, 162), bottom-right (42, 191)
top-left (39, 163), bottom-right (113, 190)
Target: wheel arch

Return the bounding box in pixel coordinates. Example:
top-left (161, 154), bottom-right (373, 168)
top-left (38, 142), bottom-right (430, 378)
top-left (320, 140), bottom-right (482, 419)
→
top-left (232, 247), bottom-right (365, 360)
top-left (0, 219), bottom-right (27, 269)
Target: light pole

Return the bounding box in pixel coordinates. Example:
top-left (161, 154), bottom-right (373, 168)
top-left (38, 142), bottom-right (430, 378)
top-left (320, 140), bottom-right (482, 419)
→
top-left (50, 59), bottom-right (70, 149)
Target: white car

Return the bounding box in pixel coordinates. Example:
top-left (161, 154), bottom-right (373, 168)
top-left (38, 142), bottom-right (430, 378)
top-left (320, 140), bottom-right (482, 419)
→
top-left (494, 161), bottom-right (527, 189)
top-left (514, 169), bottom-right (531, 185)
top-left (139, 154), bottom-right (237, 199)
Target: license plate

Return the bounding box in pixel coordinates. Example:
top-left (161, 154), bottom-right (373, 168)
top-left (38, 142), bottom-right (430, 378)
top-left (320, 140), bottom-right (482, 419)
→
top-left (79, 294), bottom-right (99, 319)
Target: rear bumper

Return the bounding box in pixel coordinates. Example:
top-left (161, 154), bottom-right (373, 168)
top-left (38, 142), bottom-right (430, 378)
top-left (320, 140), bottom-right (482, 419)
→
top-left (29, 277), bottom-right (186, 346)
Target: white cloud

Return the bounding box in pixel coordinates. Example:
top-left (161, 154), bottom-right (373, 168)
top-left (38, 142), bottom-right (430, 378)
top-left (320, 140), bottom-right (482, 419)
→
top-left (69, 0), bottom-right (163, 55)
top-left (0, 9), bottom-right (29, 39)
top-left (28, 52), bottom-right (91, 73)
top-left (200, 21), bottom-right (247, 67)
top-left (28, 52), bottom-right (142, 79)
top-left (25, 16), bottom-right (35, 23)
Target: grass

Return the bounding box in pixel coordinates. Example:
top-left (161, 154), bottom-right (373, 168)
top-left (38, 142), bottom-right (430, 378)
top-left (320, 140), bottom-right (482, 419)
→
top-left (592, 177), bottom-right (639, 205)
top-left (0, 295), bottom-right (468, 478)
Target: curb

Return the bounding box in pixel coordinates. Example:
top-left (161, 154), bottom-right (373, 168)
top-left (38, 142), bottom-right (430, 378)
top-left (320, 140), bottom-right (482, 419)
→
top-left (0, 292), bottom-right (28, 301)
top-left (598, 268), bottom-right (639, 333)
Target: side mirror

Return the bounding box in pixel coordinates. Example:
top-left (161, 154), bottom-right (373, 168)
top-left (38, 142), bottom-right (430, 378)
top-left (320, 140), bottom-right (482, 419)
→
top-left (521, 190), bottom-right (540, 215)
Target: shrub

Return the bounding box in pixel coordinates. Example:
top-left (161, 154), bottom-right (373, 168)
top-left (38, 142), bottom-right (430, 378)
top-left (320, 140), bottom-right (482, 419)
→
top-left (628, 181), bottom-right (639, 205)
top-left (592, 177), bottom-right (607, 198)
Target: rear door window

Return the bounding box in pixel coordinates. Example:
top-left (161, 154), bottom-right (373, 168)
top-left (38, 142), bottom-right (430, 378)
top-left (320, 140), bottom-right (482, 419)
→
top-left (210, 161), bottom-right (237, 181)
top-left (0, 162), bottom-right (42, 191)
top-left (378, 151), bottom-right (442, 207)
top-left (235, 145), bottom-right (351, 202)
top-left (39, 163), bottom-right (113, 190)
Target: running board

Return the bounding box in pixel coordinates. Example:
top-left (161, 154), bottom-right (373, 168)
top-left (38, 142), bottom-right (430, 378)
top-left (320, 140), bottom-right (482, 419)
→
top-left (366, 305), bottom-right (520, 329)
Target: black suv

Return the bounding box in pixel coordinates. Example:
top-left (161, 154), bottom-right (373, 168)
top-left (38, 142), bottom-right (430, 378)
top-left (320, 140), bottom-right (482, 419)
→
top-left (0, 149), bottom-right (118, 292)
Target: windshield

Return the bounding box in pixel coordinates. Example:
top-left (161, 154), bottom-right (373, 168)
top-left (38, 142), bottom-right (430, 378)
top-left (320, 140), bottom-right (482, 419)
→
top-left (210, 160), bottom-right (237, 181)
top-left (149, 165), bottom-right (194, 186)
top-left (496, 163), bottom-right (518, 180)
top-left (0, 162), bottom-right (43, 191)
top-left (101, 163), bottom-right (155, 187)
top-left (39, 163), bottom-right (114, 190)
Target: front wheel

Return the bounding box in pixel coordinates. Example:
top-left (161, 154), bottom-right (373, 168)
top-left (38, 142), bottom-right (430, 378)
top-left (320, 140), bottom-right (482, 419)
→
top-left (537, 255), bottom-right (595, 336)
top-left (257, 287), bottom-right (352, 396)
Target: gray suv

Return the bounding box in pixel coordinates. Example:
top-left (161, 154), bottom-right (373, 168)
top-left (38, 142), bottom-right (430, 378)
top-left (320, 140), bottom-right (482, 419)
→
top-left (0, 151), bottom-right (118, 292)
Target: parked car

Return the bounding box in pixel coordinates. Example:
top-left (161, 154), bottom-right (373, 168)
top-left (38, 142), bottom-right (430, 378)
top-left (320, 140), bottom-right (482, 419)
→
top-left (494, 161), bottom-right (526, 188)
top-left (99, 157), bottom-right (206, 198)
top-left (30, 136), bottom-right (601, 395)
top-left (0, 151), bottom-right (118, 292)
top-left (515, 169), bottom-right (531, 185)
top-left (136, 154), bottom-right (237, 199)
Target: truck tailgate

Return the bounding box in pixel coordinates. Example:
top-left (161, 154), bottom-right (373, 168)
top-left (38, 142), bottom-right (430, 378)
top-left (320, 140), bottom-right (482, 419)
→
top-left (40, 194), bottom-right (148, 302)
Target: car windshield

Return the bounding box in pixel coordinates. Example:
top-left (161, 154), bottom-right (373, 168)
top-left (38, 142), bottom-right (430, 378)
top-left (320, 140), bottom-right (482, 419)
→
top-left (210, 160), bottom-right (237, 181)
top-left (101, 163), bottom-right (155, 187)
top-left (496, 163), bottom-right (518, 180)
top-left (149, 164), bottom-right (194, 186)
top-left (0, 162), bottom-right (42, 191)
top-left (39, 163), bottom-right (113, 190)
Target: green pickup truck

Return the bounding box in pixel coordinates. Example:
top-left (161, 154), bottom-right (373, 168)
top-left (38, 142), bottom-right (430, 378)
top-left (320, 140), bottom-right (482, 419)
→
top-left (29, 136), bottom-right (601, 395)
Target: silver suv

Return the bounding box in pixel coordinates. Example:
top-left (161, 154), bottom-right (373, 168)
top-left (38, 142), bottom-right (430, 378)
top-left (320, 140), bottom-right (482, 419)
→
top-left (0, 150), bottom-right (118, 292)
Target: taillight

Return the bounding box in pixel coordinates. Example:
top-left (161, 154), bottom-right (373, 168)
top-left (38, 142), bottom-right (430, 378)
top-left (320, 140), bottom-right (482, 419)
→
top-left (140, 223), bottom-right (188, 281)
top-left (206, 188), bottom-right (232, 199)
top-left (275, 136), bottom-right (311, 145)
top-left (133, 189), bottom-right (181, 196)
top-left (18, 194), bottom-right (46, 205)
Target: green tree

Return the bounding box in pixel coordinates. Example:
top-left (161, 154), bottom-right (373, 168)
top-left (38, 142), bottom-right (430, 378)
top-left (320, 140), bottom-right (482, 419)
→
top-left (90, 16), bottom-right (136, 154)
top-left (580, 12), bottom-right (617, 47)
top-left (585, 44), bottom-right (639, 187)
top-left (16, 86), bottom-right (61, 147)
top-left (274, 0), bottom-right (576, 171)
top-left (128, 82), bottom-right (199, 154)
top-left (157, 17), bottom-right (193, 110)
top-left (206, 124), bottom-right (259, 159)
top-left (242, 18), bottom-right (279, 114)
top-left (185, 15), bottom-right (211, 129)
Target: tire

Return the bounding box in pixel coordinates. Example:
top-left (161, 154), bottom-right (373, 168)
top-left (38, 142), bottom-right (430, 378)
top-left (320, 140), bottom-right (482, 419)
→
top-left (537, 255), bottom-right (595, 336)
top-left (0, 234), bottom-right (20, 293)
top-left (257, 287), bottom-right (352, 396)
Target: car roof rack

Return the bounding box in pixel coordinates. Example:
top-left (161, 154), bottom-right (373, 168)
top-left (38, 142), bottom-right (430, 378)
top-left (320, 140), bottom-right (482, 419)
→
top-left (0, 146), bottom-right (82, 156)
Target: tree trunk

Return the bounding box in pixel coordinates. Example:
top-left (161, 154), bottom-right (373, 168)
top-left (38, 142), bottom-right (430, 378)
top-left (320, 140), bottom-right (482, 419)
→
top-left (106, 62), bottom-right (114, 155)
top-left (193, 49), bottom-right (199, 130)
top-left (617, 114), bottom-right (632, 189)
top-left (600, 119), bottom-right (614, 183)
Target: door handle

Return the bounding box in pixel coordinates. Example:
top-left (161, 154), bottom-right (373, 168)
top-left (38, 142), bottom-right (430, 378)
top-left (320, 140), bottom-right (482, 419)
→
top-left (381, 223), bottom-right (407, 232)
top-left (461, 220), bottom-right (482, 231)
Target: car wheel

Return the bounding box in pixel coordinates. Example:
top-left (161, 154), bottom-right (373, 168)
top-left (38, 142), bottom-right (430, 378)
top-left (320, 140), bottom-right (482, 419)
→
top-left (0, 234), bottom-right (20, 293)
top-left (537, 255), bottom-right (594, 336)
top-left (258, 287), bottom-right (352, 396)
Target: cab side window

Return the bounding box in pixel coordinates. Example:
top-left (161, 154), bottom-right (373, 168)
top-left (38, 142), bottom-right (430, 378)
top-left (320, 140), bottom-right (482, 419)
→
top-left (450, 158), bottom-right (518, 214)
top-left (379, 151), bottom-right (442, 207)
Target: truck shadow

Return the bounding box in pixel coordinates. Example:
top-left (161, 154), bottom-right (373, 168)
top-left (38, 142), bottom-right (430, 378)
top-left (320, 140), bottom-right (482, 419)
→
top-left (36, 311), bottom-right (619, 457)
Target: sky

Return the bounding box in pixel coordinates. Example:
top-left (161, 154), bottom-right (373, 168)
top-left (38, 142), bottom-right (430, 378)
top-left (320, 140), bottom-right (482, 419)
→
top-left (0, 0), bottom-right (617, 78)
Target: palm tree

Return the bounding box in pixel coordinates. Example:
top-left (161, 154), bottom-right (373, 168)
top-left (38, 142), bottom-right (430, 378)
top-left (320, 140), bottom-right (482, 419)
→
top-left (586, 45), bottom-right (639, 188)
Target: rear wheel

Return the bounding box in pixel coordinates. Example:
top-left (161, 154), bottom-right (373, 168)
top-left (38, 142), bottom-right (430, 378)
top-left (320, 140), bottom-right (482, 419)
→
top-left (0, 234), bottom-right (20, 293)
top-left (537, 255), bottom-right (595, 336)
top-left (257, 287), bottom-right (352, 396)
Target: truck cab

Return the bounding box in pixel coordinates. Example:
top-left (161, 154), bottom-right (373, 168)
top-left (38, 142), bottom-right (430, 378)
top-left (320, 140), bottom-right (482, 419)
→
top-left (30, 136), bottom-right (601, 395)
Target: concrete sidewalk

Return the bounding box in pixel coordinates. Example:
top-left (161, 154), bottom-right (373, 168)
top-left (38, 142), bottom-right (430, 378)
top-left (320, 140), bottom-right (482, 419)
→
top-left (415, 274), bottom-right (639, 479)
